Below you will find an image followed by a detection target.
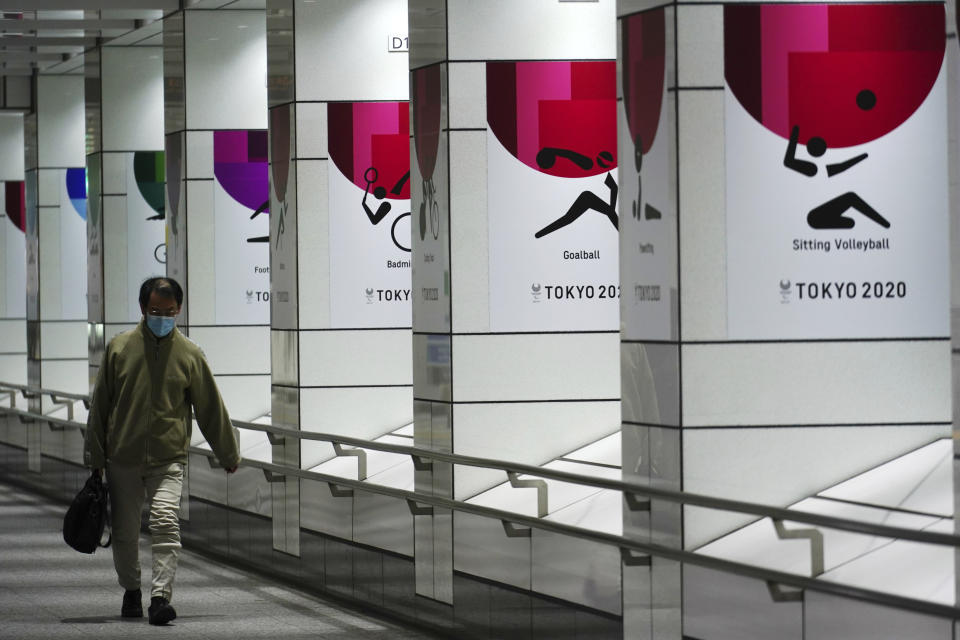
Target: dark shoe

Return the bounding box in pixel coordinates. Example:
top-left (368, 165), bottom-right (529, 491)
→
top-left (148, 596), bottom-right (177, 625)
top-left (121, 589), bottom-right (142, 618)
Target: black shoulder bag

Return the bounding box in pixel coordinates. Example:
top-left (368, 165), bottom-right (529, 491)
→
top-left (63, 472), bottom-right (111, 554)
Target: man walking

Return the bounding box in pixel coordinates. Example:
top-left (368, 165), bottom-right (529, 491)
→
top-left (84, 277), bottom-right (241, 625)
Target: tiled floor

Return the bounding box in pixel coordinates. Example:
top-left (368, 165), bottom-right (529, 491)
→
top-left (0, 480), bottom-right (439, 639)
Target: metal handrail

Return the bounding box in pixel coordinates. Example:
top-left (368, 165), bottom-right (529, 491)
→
top-left (3, 383), bottom-right (958, 548)
top-left (186, 445), bottom-right (960, 622)
top-left (233, 420), bottom-right (960, 549)
top-left (1, 405), bottom-right (85, 432)
top-left (1, 380), bottom-right (957, 621)
top-left (0, 381), bottom-right (89, 404)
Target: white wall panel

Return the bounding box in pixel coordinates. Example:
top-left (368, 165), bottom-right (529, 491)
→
top-left (682, 341), bottom-right (951, 426)
top-left (293, 0), bottom-right (409, 102)
top-left (678, 90), bottom-right (726, 341)
top-left (682, 424), bottom-right (950, 548)
top-left (185, 179), bottom-right (215, 325)
top-left (298, 329), bottom-right (412, 386)
top-left (448, 63), bottom-right (486, 130)
top-left (104, 323), bottom-right (137, 344)
top-left (676, 6), bottom-right (723, 88)
top-left (37, 169), bottom-right (59, 207)
top-left (295, 159), bottom-right (331, 329)
top-left (101, 152), bottom-right (126, 195)
top-left (0, 319), bottom-right (26, 352)
top-left (452, 333), bottom-right (619, 402)
top-left (0, 354), bottom-right (27, 385)
top-left (189, 325), bottom-right (270, 375)
top-left (452, 400), bottom-right (620, 499)
top-left (447, 0), bottom-right (616, 62)
top-left (37, 208), bottom-right (61, 319)
top-left (185, 10), bottom-right (267, 130)
top-left (101, 195), bottom-right (128, 324)
top-left (185, 130), bottom-right (213, 180)
top-left (300, 386), bottom-right (412, 439)
top-left (39, 321), bottom-right (86, 359)
top-left (102, 47), bottom-right (164, 150)
top-left (39, 358), bottom-right (87, 395)
top-left (214, 374), bottom-right (271, 422)
top-left (37, 76), bottom-right (85, 168)
top-left (0, 114), bottom-right (24, 180)
top-left (294, 102), bottom-right (326, 159)
top-left (449, 130), bottom-right (488, 333)
top-left (0, 216), bottom-right (25, 320)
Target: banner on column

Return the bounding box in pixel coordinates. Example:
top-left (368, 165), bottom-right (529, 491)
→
top-left (126, 151), bottom-right (166, 321)
top-left (61, 168), bottom-right (87, 320)
top-left (213, 130), bottom-right (270, 325)
top-left (724, 4), bottom-right (948, 340)
top-left (486, 61), bottom-right (619, 332)
top-left (620, 9), bottom-right (677, 342)
top-left (2, 181), bottom-right (25, 317)
top-left (327, 101), bottom-right (411, 328)
top-left (411, 64), bottom-right (450, 334)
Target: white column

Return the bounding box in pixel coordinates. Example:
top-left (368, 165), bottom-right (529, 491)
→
top-left (163, 5), bottom-right (272, 527)
top-left (618, 1), bottom-right (951, 637)
top-left (410, 0), bottom-right (620, 607)
top-left (25, 74), bottom-right (87, 470)
top-left (267, 0), bottom-right (413, 556)
top-left (86, 44), bottom-right (165, 386)
top-left (0, 114), bottom-right (25, 388)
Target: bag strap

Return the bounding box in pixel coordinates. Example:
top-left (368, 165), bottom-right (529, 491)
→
top-left (97, 472), bottom-right (112, 549)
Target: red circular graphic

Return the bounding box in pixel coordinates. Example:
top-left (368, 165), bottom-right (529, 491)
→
top-left (487, 60), bottom-right (617, 178)
top-left (725, 3), bottom-right (944, 148)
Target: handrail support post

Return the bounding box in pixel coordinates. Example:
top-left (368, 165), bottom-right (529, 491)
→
top-left (507, 472), bottom-right (548, 518)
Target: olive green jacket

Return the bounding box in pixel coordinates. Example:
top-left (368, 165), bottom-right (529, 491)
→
top-left (84, 321), bottom-right (241, 470)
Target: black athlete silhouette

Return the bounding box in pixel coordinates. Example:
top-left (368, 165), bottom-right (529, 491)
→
top-left (360, 166), bottom-right (412, 252)
top-left (534, 147), bottom-right (619, 238)
top-left (783, 89), bottom-right (889, 229)
top-left (246, 199), bottom-right (270, 243)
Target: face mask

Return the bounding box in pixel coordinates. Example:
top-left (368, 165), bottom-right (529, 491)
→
top-left (146, 314), bottom-right (176, 338)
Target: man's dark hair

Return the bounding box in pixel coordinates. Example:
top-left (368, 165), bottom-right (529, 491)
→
top-left (139, 277), bottom-right (184, 308)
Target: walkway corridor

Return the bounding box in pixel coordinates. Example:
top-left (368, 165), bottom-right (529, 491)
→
top-left (0, 480), bottom-right (439, 640)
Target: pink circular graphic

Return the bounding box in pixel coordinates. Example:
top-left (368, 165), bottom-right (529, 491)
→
top-left (328, 101), bottom-right (410, 200)
top-left (487, 60), bottom-right (617, 178)
top-left (725, 3), bottom-right (945, 148)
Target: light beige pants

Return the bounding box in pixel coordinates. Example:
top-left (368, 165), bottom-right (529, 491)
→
top-left (106, 462), bottom-right (183, 601)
